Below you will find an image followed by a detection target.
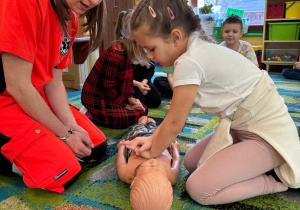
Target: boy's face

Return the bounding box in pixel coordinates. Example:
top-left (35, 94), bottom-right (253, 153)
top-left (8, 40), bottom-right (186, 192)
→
top-left (221, 23), bottom-right (244, 46)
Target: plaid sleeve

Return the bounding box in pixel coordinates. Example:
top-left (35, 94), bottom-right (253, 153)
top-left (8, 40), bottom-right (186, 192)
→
top-left (101, 46), bottom-right (133, 107)
top-left (82, 43), bottom-right (134, 108)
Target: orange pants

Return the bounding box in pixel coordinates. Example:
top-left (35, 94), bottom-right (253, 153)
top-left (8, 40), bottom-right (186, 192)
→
top-left (0, 102), bottom-right (106, 193)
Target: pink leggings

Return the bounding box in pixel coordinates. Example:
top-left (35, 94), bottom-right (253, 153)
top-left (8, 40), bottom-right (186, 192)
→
top-left (184, 129), bottom-right (288, 205)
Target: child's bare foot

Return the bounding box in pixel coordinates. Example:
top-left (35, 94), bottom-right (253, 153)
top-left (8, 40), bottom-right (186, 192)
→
top-left (147, 117), bottom-right (156, 124)
top-left (276, 181), bottom-right (288, 192)
top-left (267, 175), bottom-right (288, 193)
top-left (138, 116), bottom-right (148, 124)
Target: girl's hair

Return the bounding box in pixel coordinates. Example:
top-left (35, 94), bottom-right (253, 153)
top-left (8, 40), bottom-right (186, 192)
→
top-left (114, 11), bottom-right (127, 40)
top-left (55, 0), bottom-right (106, 52)
top-left (115, 10), bottom-right (150, 68)
top-left (130, 0), bottom-right (214, 42)
top-left (130, 159), bottom-right (173, 210)
top-left (222, 14), bottom-right (243, 31)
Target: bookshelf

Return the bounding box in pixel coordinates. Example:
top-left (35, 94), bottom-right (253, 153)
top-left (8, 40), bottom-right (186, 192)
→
top-left (262, 0), bottom-right (300, 72)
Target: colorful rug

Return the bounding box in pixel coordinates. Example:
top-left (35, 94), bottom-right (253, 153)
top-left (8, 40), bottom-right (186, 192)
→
top-left (0, 73), bottom-right (299, 210)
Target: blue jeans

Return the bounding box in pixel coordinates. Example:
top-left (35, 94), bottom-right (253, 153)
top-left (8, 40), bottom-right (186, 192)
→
top-left (282, 68), bottom-right (300, 81)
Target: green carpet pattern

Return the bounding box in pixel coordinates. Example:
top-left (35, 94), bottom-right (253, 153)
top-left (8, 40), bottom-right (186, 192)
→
top-left (0, 73), bottom-right (299, 210)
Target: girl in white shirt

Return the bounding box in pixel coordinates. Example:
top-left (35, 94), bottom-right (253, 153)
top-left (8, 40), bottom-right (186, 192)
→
top-left (122, 0), bottom-right (300, 205)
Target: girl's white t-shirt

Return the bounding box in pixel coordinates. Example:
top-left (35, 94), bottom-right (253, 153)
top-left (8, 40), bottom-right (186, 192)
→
top-left (173, 34), bottom-right (263, 118)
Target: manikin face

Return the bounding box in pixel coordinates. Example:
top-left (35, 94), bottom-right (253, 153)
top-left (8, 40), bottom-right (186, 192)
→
top-left (221, 23), bottom-right (244, 46)
top-left (64, 0), bottom-right (102, 15)
top-left (132, 25), bottom-right (183, 67)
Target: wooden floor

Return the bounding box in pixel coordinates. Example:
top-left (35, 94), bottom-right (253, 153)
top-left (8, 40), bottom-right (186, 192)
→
top-left (66, 88), bottom-right (77, 92)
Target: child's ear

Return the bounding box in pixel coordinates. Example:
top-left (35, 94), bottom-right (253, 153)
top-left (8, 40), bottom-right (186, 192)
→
top-left (240, 30), bottom-right (244, 38)
top-left (170, 29), bottom-right (182, 47)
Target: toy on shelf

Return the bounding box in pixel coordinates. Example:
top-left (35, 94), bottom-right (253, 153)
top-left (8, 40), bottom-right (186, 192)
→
top-left (285, 1), bottom-right (300, 18)
top-left (267, 3), bottom-right (285, 19)
top-left (266, 49), bottom-right (299, 62)
top-left (267, 54), bottom-right (298, 61)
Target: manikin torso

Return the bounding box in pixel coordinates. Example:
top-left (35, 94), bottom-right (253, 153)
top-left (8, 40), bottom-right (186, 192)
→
top-left (125, 149), bottom-right (172, 184)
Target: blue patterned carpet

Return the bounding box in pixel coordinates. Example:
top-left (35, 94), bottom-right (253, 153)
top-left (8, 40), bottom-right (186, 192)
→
top-left (0, 73), bottom-right (299, 210)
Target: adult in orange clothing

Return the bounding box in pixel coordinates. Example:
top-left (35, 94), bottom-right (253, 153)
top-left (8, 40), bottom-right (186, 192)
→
top-left (0, 0), bottom-right (106, 193)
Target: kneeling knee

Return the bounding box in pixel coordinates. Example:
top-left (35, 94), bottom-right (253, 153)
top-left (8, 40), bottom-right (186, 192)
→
top-left (183, 155), bottom-right (197, 173)
top-left (184, 158), bottom-right (193, 173)
top-left (186, 176), bottom-right (215, 205)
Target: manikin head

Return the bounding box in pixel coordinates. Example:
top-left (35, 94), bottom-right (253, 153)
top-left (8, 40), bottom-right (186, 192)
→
top-left (130, 159), bottom-right (173, 210)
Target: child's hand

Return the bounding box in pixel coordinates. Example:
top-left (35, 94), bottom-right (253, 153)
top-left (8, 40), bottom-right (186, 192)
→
top-left (138, 150), bottom-right (152, 159)
top-left (132, 103), bottom-right (146, 112)
top-left (127, 98), bottom-right (145, 112)
top-left (128, 97), bottom-right (139, 105)
top-left (125, 104), bottom-right (135, 110)
top-left (122, 136), bottom-right (153, 157)
top-left (138, 81), bottom-right (151, 95)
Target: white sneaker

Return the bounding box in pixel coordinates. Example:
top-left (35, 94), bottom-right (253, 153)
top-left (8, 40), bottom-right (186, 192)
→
top-left (80, 106), bottom-right (88, 114)
top-left (12, 163), bottom-right (23, 177)
top-left (80, 105), bottom-right (92, 120)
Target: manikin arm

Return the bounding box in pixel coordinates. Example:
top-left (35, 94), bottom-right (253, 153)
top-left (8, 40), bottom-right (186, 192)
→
top-left (117, 142), bottom-right (133, 184)
top-left (169, 141), bottom-right (181, 185)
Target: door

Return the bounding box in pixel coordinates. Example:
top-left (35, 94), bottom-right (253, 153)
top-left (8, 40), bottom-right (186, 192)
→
top-left (100, 0), bottom-right (136, 54)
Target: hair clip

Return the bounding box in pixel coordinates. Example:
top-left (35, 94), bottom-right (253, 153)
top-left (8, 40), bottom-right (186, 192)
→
top-left (167, 7), bottom-right (175, 20)
top-left (149, 6), bottom-right (156, 18)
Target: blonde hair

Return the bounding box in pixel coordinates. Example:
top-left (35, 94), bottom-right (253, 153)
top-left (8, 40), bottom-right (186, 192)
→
top-left (55, 0), bottom-right (106, 52)
top-left (114, 11), bottom-right (127, 40)
top-left (130, 159), bottom-right (173, 210)
top-left (114, 10), bottom-right (150, 68)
